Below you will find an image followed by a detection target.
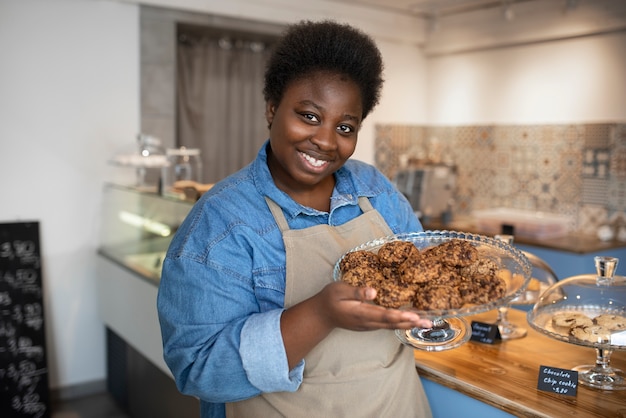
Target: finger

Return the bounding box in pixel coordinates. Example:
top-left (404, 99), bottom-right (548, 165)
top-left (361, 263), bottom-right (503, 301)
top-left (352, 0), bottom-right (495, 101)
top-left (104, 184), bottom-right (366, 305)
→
top-left (379, 309), bottom-right (432, 329)
top-left (350, 285), bottom-right (376, 302)
top-left (363, 287), bottom-right (376, 301)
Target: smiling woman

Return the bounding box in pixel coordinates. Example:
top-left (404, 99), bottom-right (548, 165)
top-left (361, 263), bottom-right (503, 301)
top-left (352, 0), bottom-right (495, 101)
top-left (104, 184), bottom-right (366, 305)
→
top-left (157, 19), bottom-right (432, 418)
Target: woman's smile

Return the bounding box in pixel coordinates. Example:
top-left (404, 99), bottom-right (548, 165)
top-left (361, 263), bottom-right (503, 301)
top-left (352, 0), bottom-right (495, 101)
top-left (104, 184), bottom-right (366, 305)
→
top-left (299, 151), bottom-right (329, 170)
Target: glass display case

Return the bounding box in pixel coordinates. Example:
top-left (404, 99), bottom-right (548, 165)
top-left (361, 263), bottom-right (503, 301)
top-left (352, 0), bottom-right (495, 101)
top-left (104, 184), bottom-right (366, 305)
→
top-left (98, 183), bottom-right (194, 284)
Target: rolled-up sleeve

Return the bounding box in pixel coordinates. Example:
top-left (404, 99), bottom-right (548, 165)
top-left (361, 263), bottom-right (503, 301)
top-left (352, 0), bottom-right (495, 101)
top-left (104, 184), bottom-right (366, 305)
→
top-left (240, 309), bottom-right (304, 390)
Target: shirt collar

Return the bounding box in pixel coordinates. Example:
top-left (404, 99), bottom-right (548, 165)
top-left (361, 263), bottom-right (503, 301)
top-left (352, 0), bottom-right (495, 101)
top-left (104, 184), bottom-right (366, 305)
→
top-left (252, 141), bottom-right (373, 218)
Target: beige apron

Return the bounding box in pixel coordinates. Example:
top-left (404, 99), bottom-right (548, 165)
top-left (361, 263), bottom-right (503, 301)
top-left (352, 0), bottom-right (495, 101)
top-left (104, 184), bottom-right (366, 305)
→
top-left (226, 197), bottom-right (431, 418)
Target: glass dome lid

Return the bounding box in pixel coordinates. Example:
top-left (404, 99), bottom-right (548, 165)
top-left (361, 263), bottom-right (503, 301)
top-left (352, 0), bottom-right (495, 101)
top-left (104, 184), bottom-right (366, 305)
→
top-left (527, 256), bottom-right (626, 391)
top-left (527, 256), bottom-right (626, 349)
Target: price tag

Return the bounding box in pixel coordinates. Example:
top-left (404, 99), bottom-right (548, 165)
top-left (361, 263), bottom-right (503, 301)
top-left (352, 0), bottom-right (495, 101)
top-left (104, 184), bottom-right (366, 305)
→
top-left (470, 321), bottom-right (501, 344)
top-left (537, 365), bottom-right (578, 396)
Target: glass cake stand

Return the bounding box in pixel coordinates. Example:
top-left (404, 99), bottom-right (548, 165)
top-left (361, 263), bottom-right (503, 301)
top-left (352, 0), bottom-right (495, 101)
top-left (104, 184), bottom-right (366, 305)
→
top-left (493, 234), bottom-right (558, 340)
top-left (527, 256), bottom-right (626, 390)
top-left (333, 230), bottom-right (532, 352)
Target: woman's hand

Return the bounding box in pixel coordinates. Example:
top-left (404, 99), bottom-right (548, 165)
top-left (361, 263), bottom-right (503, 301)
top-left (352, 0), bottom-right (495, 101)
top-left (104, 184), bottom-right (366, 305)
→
top-left (314, 281), bottom-right (432, 331)
top-left (280, 281), bottom-right (431, 368)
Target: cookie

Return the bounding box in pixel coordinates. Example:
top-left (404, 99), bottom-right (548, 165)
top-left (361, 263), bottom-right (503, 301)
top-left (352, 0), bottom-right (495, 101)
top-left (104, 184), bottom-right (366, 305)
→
top-left (460, 275), bottom-right (505, 304)
top-left (570, 325), bottom-right (610, 344)
top-left (432, 268), bottom-right (463, 286)
top-left (423, 239), bottom-right (478, 267)
top-left (375, 280), bottom-right (416, 309)
top-left (460, 258), bottom-right (499, 279)
top-left (486, 275), bottom-right (507, 300)
top-left (377, 241), bottom-right (420, 268)
top-left (552, 312), bottom-right (593, 332)
top-left (398, 256), bottom-right (443, 285)
top-left (593, 314), bottom-right (626, 331)
top-left (341, 266), bottom-right (384, 288)
top-left (339, 250), bottom-right (380, 273)
top-left (457, 279), bottom-right (485, 305)
top-left (413, 285), bottom-right (464, 311)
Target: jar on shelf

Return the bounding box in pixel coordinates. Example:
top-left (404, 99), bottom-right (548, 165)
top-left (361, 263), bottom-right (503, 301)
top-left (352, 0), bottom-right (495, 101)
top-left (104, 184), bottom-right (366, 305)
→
top-left (161, 147), bottom-right (202, 198)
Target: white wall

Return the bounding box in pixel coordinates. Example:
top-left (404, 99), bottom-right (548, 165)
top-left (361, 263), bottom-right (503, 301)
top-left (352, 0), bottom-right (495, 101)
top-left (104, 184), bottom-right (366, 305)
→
top-left (426, 28), bottom-right (626, 125)
top-left (0, 0), bottom-right (139, 390)
top-left (353, 39), bottom-right (428, 163)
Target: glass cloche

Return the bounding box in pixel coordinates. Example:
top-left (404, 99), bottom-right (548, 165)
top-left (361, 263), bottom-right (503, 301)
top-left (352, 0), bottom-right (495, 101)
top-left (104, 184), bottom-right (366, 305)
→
top-left (527, 256), bottom-right (626, 390)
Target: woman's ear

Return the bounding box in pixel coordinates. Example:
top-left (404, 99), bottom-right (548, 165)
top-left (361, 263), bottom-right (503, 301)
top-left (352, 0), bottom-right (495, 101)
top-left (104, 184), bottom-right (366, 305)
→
top-left (265, 102), bottom-right (276, 129)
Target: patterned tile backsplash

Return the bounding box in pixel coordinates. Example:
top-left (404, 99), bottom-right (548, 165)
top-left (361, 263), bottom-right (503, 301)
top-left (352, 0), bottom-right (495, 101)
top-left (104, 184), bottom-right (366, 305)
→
top-left (375, 123), bottom-right (626, 235)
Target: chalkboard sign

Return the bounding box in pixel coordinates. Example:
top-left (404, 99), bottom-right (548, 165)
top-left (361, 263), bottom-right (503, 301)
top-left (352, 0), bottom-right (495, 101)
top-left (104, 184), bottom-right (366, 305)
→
top-left (470, 321), bottom-right (501, 344)
top-left (0, 222), bottom-right (50, 418)
top-left (537, 365), bottom-right (578, 396)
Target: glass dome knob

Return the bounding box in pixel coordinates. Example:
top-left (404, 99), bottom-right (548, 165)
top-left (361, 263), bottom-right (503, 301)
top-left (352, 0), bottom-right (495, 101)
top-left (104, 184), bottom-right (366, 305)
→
top-left (595, 256), bottom-right (618, 284)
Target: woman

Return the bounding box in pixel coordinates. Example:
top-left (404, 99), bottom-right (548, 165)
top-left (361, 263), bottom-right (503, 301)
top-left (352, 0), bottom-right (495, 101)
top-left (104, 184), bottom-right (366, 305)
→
top-left (157, 20), bottom-right (433, 418)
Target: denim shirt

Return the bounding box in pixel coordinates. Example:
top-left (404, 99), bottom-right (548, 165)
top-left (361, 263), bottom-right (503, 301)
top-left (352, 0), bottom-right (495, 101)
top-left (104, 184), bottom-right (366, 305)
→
top-left (156, 141), bottom-right (422, 418)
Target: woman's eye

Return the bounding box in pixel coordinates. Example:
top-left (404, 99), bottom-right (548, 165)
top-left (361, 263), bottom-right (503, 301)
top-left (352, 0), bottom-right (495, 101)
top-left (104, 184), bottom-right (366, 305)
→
top-left (337, 124), bottom-right (354, 134)
top-left (303, 113), bottom-right (319, 123)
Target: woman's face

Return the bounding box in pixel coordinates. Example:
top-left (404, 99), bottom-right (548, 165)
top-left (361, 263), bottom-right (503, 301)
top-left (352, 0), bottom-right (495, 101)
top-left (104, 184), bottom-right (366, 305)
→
top-left (265, 71), bottom-right (363, 198)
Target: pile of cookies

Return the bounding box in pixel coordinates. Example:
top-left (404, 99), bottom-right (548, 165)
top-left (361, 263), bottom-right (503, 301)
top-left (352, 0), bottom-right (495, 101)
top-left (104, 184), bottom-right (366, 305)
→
top-left (339, 239), bottom-right (507, 310)
top-left (551, 312), bottom-right (626, 344)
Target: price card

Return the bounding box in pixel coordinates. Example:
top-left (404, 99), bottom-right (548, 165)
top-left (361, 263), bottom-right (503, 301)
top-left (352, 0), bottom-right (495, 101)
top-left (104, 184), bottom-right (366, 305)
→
top-left (470, 321), bottom-right (501, 344)
top-left (537, 365), bottom-right (578, 396)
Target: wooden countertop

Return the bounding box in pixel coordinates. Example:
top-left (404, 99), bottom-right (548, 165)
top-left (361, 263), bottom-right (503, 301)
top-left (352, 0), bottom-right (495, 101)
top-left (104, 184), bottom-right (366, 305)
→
top-left (413, 309), bottom-right (626, 418)
top-left (421, 218), bottom-right (626, 254)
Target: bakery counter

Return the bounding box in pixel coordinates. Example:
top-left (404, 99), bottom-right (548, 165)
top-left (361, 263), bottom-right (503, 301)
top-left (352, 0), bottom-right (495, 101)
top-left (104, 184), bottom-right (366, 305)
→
top-left (96, 255), bottom-right (200, 417)
top-left (97, 183), bottom-right (194, 287)
top-left (96, 183), bottom-right (201, 416)
top-left (98, 244), bottom-right (165, 287)
top-left (414, 309), bottom-right (626, 418)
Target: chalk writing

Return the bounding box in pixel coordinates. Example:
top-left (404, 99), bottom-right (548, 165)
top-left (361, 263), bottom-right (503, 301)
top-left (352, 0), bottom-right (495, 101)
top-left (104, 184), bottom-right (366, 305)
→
top-left (537, 365), bottom-right (578, 396)
top-left (470, 320), bottom-right (501, 344)
top-left (0, 222), bottom-right (49, 418)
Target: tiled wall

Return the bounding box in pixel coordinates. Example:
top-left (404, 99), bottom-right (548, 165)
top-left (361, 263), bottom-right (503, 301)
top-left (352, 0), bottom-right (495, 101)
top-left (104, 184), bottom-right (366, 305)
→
top-left (375, 123), bottom-right (626, 235)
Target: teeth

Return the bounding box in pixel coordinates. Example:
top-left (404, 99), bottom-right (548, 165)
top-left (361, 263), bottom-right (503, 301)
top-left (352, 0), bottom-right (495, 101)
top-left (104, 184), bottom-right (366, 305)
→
top-left (301, 152), bottom-right (327, 167)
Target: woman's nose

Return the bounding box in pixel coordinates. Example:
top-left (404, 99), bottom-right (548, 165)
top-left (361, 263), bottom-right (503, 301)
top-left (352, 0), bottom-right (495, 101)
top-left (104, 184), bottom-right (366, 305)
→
top-left (311, 124), bottom-right (338, 150)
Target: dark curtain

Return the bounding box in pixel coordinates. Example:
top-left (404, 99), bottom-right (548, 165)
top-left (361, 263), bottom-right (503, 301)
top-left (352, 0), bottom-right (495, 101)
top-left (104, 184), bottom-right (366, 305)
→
top-left (177, 33), bottom-right (272, 183)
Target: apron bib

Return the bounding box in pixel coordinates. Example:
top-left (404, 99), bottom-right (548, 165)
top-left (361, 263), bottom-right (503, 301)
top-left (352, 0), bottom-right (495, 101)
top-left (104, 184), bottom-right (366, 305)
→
top-left (226, 197), bottom-right (431, 417)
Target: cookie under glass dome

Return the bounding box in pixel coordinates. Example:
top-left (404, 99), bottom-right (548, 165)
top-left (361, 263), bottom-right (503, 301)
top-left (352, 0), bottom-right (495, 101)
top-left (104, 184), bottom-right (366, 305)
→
top-left (527, 256), bottom-right (626, 390)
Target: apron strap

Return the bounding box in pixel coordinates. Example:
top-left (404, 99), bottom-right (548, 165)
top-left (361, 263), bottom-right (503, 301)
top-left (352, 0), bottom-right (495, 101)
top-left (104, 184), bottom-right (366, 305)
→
top-left (357, 196), bottom-right (374, 212)
top-left (264, 196), bottom-right (375, 233)
top-left (264, 197), bottom-right (290, 232)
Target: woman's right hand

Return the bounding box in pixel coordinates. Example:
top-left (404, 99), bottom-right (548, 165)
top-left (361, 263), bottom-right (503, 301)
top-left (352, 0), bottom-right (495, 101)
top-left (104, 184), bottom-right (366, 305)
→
top-left (314, 281), bottom-right (432, 331)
